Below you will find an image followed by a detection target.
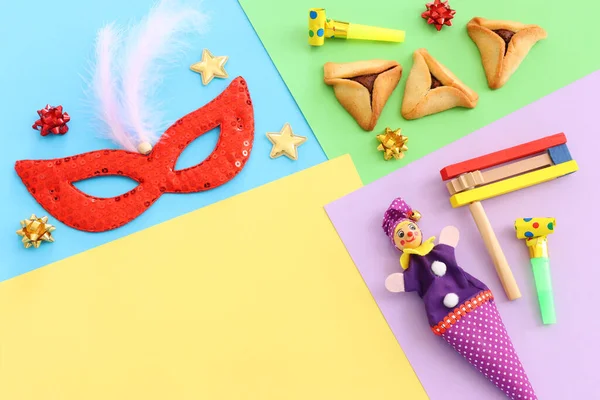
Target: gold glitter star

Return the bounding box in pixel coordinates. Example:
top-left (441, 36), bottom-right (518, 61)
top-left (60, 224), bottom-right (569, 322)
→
top-left (16, 214), bottom-right (56, 249)
top-left (190, 49), bottom-right (229, 85)
top-left (266, 123), bottom-right (307, 160)
top-left (376, 127), bottom-right (409, 160)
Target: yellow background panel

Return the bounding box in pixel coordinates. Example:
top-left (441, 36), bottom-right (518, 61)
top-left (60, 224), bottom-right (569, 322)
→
top-left (0, 156), bottom-right (427, 400)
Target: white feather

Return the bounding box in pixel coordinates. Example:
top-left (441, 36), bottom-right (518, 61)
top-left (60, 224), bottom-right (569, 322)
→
top-left (92, 24), bottom-right (137, 152)
top-left (89, 0), bottom-right (208, 151)
top-left (120, 0), bottom-right (208, 146)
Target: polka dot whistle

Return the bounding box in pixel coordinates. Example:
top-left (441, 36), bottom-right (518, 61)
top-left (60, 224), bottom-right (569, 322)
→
top-left (307, 8), bottom-right (405, 47)
top-left (515, 217), bottom-right (556, 240)
top-left (308, 8), bottom-right (329, 46)
top-left (515, 217), bottom-right (558, 325)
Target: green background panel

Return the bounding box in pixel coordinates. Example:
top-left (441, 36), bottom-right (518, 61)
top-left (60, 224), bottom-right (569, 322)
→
top-left (240, 0), bottom-right (599, 183)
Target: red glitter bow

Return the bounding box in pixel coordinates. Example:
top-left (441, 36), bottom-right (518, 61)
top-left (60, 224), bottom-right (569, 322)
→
top-left (15, 77), bottom-right (254, 232)
top-left (421, 0), bottom-right (456, 31)
top-left (32, 104), bottom-right (71, 136)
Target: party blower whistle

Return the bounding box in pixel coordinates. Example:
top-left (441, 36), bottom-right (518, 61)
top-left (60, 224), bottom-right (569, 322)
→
top-left (308, 8), bottom-right (405, 46)
top-left (515, 218), bottom-right (557, 325)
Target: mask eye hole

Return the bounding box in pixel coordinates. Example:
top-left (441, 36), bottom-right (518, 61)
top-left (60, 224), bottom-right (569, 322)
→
top-left (174, 127), bottom-right (219, 171)
top-left (73, 175), bottom-right (139, 198)
top-left (397, 230), bottom-right (405, 239)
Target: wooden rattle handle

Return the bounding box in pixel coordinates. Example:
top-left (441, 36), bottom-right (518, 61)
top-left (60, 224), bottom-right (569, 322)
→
top-left (468, 201), bottom-right (522, 300)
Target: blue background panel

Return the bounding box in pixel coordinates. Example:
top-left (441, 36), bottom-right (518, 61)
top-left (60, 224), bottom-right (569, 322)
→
top-left (0, 0), bottom-right (326, 280)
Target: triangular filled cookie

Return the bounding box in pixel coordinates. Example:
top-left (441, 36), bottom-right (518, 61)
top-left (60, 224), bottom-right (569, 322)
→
top-left (401, 49), bottom-right (478, 120)
top-left (467, 17), bottom-right (547, 89)
top-left (324, 60), bottom-right (402, 131)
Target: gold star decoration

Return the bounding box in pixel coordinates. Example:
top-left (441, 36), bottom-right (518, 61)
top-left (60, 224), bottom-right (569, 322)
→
top-left (376, 127), bottom-right (409, 160)
top-left (16, 214), bottom-right (56, 249)
top-left (266, 123), bottom-right (307, 160)
top-left (190, 49), bottom-right (229, 85)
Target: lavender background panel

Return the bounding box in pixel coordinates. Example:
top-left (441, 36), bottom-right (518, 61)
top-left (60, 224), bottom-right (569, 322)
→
top-left (325, 71), bottom-right (600, 400)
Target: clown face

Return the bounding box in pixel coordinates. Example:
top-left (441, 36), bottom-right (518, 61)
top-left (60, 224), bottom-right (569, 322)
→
top-left (393, 220), bottom-right (422, 250)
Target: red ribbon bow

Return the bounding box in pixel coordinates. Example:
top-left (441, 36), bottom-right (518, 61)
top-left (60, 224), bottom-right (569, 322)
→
top-left (421, 0), bottom-right (456, 31)
top-left (15, 77), bottom-right (254, 232)
top-left (32, 104), bottom-right (71, 136)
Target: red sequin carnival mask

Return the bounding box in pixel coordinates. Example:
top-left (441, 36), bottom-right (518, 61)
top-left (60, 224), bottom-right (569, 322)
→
top-left (15, 77), bottom-right (254, 232)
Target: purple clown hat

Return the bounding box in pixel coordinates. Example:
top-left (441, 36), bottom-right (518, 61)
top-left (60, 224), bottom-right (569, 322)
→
top-left (382, 197), bottom-right (421, 247)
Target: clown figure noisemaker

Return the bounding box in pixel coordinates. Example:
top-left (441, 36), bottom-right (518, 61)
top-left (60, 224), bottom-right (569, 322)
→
top-left (383, 197), bottom-right (537, 400)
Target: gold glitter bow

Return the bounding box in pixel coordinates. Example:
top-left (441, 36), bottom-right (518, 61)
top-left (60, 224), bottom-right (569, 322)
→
top-left (16, 214), bottom-right (56, 248)
top-left (376, 128), bottom-right (408, 160)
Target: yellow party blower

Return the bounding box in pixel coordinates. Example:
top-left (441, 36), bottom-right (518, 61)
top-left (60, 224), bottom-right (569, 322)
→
top-left (308, 8), bottom-right (405, 46)
top-left (515, 218), bottom-right (557, 325)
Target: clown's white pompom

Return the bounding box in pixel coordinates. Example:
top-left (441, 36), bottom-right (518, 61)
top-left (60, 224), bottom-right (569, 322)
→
top-left (431, 261), bottom-right (447, 277)
top-left (443, 293), bottom-right (459, 308)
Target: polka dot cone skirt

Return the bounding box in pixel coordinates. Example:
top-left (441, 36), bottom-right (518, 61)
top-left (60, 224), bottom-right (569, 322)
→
top-left (442, 301), bottom-right (537, 400)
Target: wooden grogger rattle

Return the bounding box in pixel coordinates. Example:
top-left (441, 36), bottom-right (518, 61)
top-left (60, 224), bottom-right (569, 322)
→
top-left (440, 133), bottom-right (578, 301)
